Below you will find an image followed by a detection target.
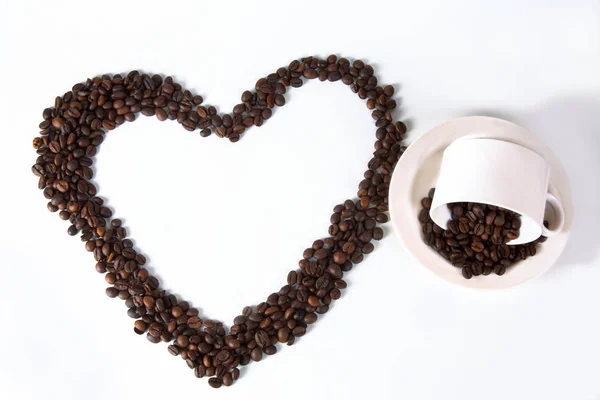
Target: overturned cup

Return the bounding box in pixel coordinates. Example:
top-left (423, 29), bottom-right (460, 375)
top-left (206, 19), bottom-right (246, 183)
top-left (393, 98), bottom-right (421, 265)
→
top-left (429, 138), bottom-right (565, 245)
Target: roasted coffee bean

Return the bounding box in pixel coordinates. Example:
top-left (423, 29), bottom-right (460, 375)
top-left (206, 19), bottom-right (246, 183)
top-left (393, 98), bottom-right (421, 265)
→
top-left (473, 224), bottom-right (485, 236)
top-left (485, 211), bottom-right (497, 225)
top-left (482, 264), bottom-right (493, 276)
top-left (133, 320), bottom-right (147, 334)
top-left (472, 205), bottom-right (485, 219)
top-left (462, 266), bottom-right (473, 279)
top-left (146, 333), bottom-right (160, 344)
top-left (494, 264), bottom-right (507, 276)
top-left (194, 365), bottom-right (206, 378)
top-left (308, 295), bottom-right (320, 307)
top-left (512, 218), bottom-right (522, 230)
top-left (222, 373), bottom-right (233, 387)
top-left (448, 221), bottom-right (459, 234)
top-left (143, 296), bottom-right (155, 309)
top-left (277, 327), bottom-right (290, 343)
top-left (32, 56), bottom-right (409, 388)
top-left (168, 345), bottom-right (179, 356)
top-left (156, 108), bottom-right (167, 121)
top-left (419, 187), bottom-right (541, 280)
top-left (255, 330), bottom-right (270, 348)
top-left (466, 211), bottom-right (477, 222)
top-left (208, 378), bottom-right (222, 389)
top-left (471, 261), bottom-right (483, 276)
top-left (452, 204), bottom-right (464, 217)
top-left (250, 347), bottom-right (263, 362)
top-left (421, 197), bottom-right (432, 209)
top-left (471, 242), bottom-right (485, 253)
top-left (494, 214), bottom-right (506, 227)
top-left (506, 229), bottom-right (519, 240)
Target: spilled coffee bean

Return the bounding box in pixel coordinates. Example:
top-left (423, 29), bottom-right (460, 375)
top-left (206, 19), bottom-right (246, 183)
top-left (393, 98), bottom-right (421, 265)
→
top-left (418, 188), bottom-right (546, 279)
top-left (32, 55), bottom-right (408, 387)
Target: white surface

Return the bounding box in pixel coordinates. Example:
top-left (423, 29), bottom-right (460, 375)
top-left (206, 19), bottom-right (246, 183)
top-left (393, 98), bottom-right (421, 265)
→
top-left (389, 117), bottom-right (573, 289)
top-left (0, 1), bottom-right (599, 399)
top-left (429, 136), bottom-right (561, 244)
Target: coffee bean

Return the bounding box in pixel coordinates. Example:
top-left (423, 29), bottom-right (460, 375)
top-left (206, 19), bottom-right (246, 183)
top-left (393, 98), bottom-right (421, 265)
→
top-left (146, 333), bottom-right (160, 344)
top-left (448, 221), bottom-right (459, 234)
top-left (472, 205), bottom-right (485, 219)
top-left (473, 224), bottom-right (485, 236)
top-left (32, 57), bottom-right (410, 387)
top-left (222, 373), bottom-right (233, 387)
top-left (172, 306), bottom-right (183, 318)
top-left (471, 262), bottom-right (483, 276)
top-left (466, 211), bottom-right (477, 222)
top-left (471, 242), bottom-right (485, 253)
top-left (512, 218), bottom-right (522, 230)
top-left (421, 197), bottom-right (432, 209)
top-left (313, 248), bottom-right (328, 260)
top-left (373, 227), bottom-right (384, 240)
top-left (452, 205), bottom-right (464, 217)
top-left (156, 108), bottom-right (167, 121)
top-left (304, 312), bottom-right (317, 324)
top-left (494, 264), bottom-right (506, 276)
top-left (143, 296), bottom-right (155, 309)
top-left (168, 345), bottom-right (179, 356)
top-left (494, 214), bottom-right (505, 226)
top-left (462, 267), bottom-right (473, 279)
top-left (333, 251), bottom-right (347, 264)
top-left (303, 69), bottom-right (318, 79)
top-left (420, 188), bottom-right (541, 280)
top-left (307, 295), bottom-right (320, 307)
top-left (506, 229), bottom-right (519, 240)
top-left (194, 365), bottom-right (206, 378)
top-left (250, 347), bottom-right (263, 362)
top-left (255, 330), bottom-right (269, 348)
top-left (277, 327), bottom-right (290, 343)
top-left (375, 213), bottom-right (388, 223)
top-left (208, 378), bottom-right (222, 388)
top-left (182, 119), bottom-right (196, 131)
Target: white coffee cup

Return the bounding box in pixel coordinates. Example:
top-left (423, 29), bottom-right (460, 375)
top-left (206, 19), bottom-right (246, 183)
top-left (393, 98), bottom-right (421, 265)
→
top-left (429, 138), bottom-right (565, 245)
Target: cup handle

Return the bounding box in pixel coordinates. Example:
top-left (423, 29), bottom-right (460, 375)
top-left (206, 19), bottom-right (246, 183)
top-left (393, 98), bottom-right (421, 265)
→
top-left (541, 193), bottom-right (565, 237)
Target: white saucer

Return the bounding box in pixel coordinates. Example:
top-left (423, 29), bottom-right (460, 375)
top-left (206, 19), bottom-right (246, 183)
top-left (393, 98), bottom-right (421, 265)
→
top-left (389, 116), bottom-right (573, 289)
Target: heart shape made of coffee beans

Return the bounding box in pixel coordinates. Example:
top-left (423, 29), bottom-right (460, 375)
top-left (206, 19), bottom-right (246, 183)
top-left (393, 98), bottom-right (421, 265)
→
top-left (31, 55), bottom-right (407, 388)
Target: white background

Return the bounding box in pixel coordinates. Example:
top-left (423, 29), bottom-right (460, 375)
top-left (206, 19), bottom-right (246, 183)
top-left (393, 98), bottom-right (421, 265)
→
top-left (1, 1), bottom-right (599, 399)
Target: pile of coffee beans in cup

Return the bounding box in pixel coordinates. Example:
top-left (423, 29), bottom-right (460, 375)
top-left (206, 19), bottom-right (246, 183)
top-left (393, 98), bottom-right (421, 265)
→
top-left (418, 188), bottom-right (546, 279)
top-left (31, 55), bottom-right (407, 388)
